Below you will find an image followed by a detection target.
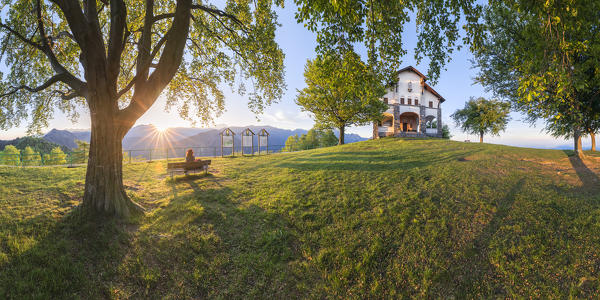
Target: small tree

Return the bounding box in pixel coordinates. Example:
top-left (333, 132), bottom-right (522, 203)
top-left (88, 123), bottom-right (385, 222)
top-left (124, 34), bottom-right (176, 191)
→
top-left (298, 129), bottom-right (320, 150)
top-left (1, 145), bottom-right (20, 166)
top-left (47, 147), bottom-right (67, 165)
top-left (441, 125), bottom-right (451, 139)
top-left (284, 135), bottom-right (299, 152)
top-left (21, 146), bottom-right (41, 166)
top-left (296, 50), bottom-right (387, 145)
top-left (320, 129), bottom-right (338, 147)
top-left (451, 97), bottom-right (511, 143)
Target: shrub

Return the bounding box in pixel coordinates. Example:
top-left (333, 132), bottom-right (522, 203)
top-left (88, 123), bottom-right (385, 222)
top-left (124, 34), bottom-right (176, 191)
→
top-left (45, 147), bottom-right (67, 165)
top-left (1, 145), bottom-right (20, 165)
top-left (21, 146), bottom-right (41, 166)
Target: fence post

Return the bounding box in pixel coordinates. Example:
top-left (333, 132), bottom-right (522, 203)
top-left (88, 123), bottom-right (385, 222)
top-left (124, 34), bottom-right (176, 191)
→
top-left (129, 150), bottom-right (132, 164)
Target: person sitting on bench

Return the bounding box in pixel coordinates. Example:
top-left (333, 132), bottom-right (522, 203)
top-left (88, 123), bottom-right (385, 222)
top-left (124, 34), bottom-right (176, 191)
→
top-left (185, 149), bottom-right (200, 175)
top-left (186, 149), bottom-right (196, 163)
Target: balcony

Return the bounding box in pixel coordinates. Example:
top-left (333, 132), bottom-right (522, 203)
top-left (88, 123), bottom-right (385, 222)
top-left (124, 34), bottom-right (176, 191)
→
top-left (398, 104), bottom-right (420, 115)
top-left (378, 126), bottom-right (394, 133)
top-left (426, 128), bottom-right (438, 134)
top-left (425, 107), bottom-right (438, 117)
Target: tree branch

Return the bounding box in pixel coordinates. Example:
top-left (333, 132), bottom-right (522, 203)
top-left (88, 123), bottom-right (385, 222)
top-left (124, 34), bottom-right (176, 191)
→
top-left (0, 21), bottom-right (43, 51)
top-left (106, 0), bottom-right (127, 88)
top-left (120, 0), bottom-right (193, 127)
top-left (0, 74), bottom-right (71, 98)
top-left (154, 4), bottom-right (246, 32)
top-left (36, 0), bottom-right (87, 96)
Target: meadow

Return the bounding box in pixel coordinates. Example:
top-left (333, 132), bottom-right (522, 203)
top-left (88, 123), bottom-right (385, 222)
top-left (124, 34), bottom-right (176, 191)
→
top-left (1, 138), bottom-right (599, 298)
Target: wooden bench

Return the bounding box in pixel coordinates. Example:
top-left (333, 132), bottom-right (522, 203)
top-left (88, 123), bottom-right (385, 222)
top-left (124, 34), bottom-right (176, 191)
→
top-left (167, 160), bottom-right (211, 178)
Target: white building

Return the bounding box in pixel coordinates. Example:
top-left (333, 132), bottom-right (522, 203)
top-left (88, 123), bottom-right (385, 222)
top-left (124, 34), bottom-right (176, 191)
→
top-left (373, 66), bottom-right (445, 138)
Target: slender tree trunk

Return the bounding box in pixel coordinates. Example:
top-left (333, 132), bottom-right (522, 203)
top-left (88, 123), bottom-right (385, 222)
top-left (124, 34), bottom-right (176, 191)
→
top-left (574, 129), bottom-right (585, 158)
top-left (591, 132), bottom-right (596, 152)
top-left (339, 126), bottom-right (345, 145)
top-left (479, 131), bottom-right (484, 143)
top-left (82, 97), bottom-right (143, 218)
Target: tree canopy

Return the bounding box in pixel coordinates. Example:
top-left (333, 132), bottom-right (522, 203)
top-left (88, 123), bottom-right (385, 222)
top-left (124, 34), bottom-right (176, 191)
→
top-left (295, 49), bottom-right (387, 145)
top-left (471, 0), bottom-right (600, 156)
top-left (451, 97), bottom-right (511, 143)
top-left (0, 0), bottom-right (285, 133)
top-left (294, 0), bottom-right (483, 81)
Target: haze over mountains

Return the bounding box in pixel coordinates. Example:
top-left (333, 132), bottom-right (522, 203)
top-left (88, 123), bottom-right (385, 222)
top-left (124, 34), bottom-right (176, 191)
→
top-left (35, 125), bottom-right (367, 151)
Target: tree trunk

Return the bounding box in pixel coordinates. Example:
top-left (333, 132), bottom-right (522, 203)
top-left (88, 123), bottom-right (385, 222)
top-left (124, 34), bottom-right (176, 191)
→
top-left (479, 131), bottom-right (484, 143)
top-left (82, 99), bottom-right (143, 218)
top-left (591, 132), bottom-right (596, 152)
top-left (339, 126), bottom-right (345, 145)
top-left (574, 129), bottom-right (585, 158)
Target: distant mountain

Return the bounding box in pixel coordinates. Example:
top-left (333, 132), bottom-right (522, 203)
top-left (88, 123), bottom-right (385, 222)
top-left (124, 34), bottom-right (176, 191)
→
top-left (0, 136), bottom-right (69, 153)
top-left (174, 125), bottom-right (368, 154)
top-left (173, 126), bottom-right (309, 149)
top-left (43, 129), bottom-right (80, 149)
top-left (39, 125), bottom-right (368, 155)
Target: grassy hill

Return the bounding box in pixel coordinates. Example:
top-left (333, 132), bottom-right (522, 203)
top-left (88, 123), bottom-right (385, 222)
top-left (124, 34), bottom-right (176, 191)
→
top-left (1, 138), bottom-right (599, 298)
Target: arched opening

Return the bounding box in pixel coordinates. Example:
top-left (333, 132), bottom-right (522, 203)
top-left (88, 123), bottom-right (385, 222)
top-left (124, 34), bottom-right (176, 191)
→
top-left (398, 112), bottom-right (419, 133)
top-left (378, 113), bottom-right (395, 136)
top-left (424, 115), bottom-right (437, 134)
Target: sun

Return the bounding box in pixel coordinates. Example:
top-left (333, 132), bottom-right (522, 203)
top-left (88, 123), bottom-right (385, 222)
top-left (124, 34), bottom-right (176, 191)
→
top-left (153, 124), bottom-right (170, 133)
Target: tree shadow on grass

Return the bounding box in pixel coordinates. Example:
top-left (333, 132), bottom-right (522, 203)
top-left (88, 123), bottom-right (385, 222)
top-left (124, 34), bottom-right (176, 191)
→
top-left (131, 176), bottom-right (305, 298)
top-left (273, 149), bottom-right (481, 172)
top-left (433, 178), bottom-right (526, 297)
top-left (0, 210), bottom-right (132, 299)
top-left (564, 151), bottom-right (600, 194)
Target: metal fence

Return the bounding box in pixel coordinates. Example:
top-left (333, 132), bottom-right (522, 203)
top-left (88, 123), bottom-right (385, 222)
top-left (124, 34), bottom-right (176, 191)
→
top-left (0, 150), bottom-right (87, 167)
top-left (0, 142), bottom-right (326, 167)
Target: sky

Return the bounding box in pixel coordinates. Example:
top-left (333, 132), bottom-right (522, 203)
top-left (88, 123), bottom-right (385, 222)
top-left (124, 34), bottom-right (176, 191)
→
top-left (0, 3), bottom-right (593, 150)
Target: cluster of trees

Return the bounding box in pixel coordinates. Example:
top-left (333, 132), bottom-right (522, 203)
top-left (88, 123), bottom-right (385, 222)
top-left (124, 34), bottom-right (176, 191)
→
top-left (0, 145), bottom-right (67, 166)
top-left (284, 129), bottom-right (339, 151)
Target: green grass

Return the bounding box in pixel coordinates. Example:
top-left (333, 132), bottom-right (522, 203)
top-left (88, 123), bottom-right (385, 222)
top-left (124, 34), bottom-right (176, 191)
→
top-left (1, 138), bottom-right (599, 298)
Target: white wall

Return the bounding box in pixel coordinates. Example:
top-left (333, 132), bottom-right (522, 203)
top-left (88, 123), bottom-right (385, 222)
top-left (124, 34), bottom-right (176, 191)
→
top-left (382, 69), bottom-right (443, 108)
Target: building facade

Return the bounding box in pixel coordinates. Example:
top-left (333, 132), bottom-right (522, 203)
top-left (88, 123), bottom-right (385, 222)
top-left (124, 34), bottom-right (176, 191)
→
top-left (373, 66), bottom-right (445, 138)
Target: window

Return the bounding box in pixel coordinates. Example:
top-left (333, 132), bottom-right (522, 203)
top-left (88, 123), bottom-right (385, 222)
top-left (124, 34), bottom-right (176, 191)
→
top-left (429, 101), bottom-right (433, 108)
top-left (395, 84), bottom-right (398, 93)
top-left (408, 82), bottom-right (413, 92)
top-left (400, 97), bottom-right (405, 105)
top-left (408, 98), bottom-right (412, 105)
top-left (415, 100), bottom-right (419, 106)
top-left (383, 98), bottom-right (388, 105)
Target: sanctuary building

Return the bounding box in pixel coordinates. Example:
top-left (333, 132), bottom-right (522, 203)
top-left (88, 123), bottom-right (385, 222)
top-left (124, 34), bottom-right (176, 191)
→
top-left (373, 66), bottom-right (444, 138)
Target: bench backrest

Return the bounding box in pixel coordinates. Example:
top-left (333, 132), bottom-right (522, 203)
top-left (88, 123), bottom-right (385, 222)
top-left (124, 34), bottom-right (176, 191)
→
top-left (167, 160), bottom-right (211, 169)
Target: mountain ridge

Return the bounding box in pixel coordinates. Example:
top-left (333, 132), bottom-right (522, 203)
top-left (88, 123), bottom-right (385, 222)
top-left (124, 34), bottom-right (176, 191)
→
top-left (34, 125), bottom-right (368, 150)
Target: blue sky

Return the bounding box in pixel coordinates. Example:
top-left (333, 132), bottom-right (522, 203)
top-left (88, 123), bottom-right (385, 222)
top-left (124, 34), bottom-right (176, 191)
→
top-left (0, 3), bottom-right (593, 150)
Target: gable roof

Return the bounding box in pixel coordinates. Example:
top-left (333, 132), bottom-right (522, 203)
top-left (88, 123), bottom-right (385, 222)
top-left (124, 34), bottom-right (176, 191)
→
top-left (424, 83), bottom-right (445, 103)
top-left (397, 66), bottom-right (427, 80)
top-left (396, 66), bottom-right (445, 103)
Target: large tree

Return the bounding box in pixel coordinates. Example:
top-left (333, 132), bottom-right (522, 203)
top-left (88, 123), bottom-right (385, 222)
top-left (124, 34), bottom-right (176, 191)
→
top-left (0, 0), bottom-right (285, 218)
top-left (471, 0), bottom-right (600, 157)
top-left (296, 49), bottom-right (387, 145)
top-left (451, 97), bottom-right (511, 143)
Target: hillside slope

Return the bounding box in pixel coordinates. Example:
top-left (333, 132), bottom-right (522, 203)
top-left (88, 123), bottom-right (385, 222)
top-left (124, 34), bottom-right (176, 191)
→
top-left (1, 139), bottom-right (599, 298)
